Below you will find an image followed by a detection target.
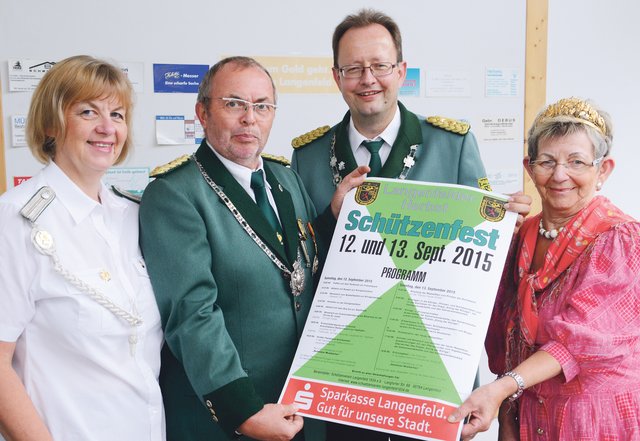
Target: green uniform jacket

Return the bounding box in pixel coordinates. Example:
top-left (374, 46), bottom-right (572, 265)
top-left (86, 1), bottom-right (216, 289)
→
top-left (291, 102), bottom-right (489, 212)
top-left (140, 142), bottom-right (327, 441)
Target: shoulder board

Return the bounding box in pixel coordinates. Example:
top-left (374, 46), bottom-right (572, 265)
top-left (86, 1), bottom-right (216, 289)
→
top-left (20, 186), bottom-right (56, 223)
top-left (426, 116), bottom-right (470, 135)
top-left (150, 154), bottom-right (191, 178)
top-left (291, 125), bottom-right (331, 149)
top-left (111, 186), bottom-right (141, 204)
top-left (261, 153), bottom-right (291, 166)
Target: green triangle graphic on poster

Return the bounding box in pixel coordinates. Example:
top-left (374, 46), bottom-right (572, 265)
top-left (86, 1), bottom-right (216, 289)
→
top-left (294, 281), bottom-right (461, 404)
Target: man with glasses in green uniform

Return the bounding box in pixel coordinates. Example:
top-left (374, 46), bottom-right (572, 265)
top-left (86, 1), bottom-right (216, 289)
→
top-left (291, 9), bottom-right (531, 441)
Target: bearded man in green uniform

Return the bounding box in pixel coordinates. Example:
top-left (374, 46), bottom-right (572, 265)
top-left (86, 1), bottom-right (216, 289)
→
top-left (291, 9), bottom-right (531, 441)
top-left (140, 57), bottom-right (367, 441)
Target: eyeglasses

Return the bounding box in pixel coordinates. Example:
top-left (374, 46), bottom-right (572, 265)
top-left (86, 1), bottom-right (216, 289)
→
top-left (337, 62), bottom-right (398, 79)
top-left (217, 97), bottom-right (277, 116)
top-left (529, 157), bottom-right (603, 175)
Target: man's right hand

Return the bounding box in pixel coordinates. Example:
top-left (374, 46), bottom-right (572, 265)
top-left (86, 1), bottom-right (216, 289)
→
top-left (236, 403), bottom-right (303, 441)
top-left (330, 165), bottom-right (370, 218)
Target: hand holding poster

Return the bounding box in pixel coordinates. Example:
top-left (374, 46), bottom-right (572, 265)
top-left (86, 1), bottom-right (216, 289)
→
top-left (280, 178), bottom-right (516, 440)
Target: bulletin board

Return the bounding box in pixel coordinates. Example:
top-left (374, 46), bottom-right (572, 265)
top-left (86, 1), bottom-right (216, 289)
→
top-left (0, 0), bottom-right (527, 196)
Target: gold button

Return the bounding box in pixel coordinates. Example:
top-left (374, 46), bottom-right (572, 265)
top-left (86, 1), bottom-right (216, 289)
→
top-left (538, 399), bottom-right (544, 404)
top-left (99, 270), bottom-right (111, 282)
top-left (537, 428), bottom-right (544, 435)
top-left (206, 400), bottom-right (213, 408)
top-left (295, 301), bottom-right (302, 311)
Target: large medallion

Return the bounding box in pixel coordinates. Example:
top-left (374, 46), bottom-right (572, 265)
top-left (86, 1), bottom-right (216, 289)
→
top-left (290, 258), bottom-right (305, 297)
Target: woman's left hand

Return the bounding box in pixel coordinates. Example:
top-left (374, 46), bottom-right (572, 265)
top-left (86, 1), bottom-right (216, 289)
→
top-left (447, 382), bottom-right (507, 440)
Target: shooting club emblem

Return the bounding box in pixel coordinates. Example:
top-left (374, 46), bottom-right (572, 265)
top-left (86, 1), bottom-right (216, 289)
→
top-left (355, 182), bottom-right (380, 206)
top-left (479, 196), bottom-right (506, 222)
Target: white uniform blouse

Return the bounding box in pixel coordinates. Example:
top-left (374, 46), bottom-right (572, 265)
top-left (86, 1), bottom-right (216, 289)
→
top-left (0, 163), bottom-right (164, 441)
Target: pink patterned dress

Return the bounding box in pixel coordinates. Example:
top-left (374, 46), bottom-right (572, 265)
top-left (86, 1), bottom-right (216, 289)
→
top-left (490, 219), bottom-right (640, 440)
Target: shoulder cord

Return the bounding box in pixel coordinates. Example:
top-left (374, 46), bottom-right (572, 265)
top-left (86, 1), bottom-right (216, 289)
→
top-left (32, 226), bottom-right (143, 327)
top-left (21, 187), bottom-right (142, 354)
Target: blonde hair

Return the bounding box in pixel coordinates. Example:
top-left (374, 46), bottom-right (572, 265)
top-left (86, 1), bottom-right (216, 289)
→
top-left (26, 55), bottom-right (134, 164)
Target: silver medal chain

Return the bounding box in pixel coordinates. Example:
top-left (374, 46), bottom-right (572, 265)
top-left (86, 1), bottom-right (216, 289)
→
top-left (192, 155), bottom-right (304, 296)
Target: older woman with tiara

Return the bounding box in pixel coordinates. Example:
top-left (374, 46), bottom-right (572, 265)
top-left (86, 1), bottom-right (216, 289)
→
top-left (449, 97), bottom-right (640, 440)
top-left (0, 56), bottom-right (164, 440)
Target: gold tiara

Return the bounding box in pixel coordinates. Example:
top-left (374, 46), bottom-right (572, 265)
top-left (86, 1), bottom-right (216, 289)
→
top-left (537, 97), bottom-right (608, 136)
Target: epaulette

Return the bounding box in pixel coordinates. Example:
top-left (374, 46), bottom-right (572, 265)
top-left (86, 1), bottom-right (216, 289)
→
top-left (20, 186), bottom-right (56, 223)
top-left (426, 116), bottom-right (470, 135)
top-left (150, 154), bottom-right (191, 178)
top-left (291, 125), bottom-right (331, 148)
top-left (261, 153), bottom-right (291, 166)
top-left (111, 186), bottom-right (141, 204)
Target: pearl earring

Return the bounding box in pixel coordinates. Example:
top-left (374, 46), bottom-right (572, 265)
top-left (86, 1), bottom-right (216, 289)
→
top-left (596, 182), bottom-right (602, 191)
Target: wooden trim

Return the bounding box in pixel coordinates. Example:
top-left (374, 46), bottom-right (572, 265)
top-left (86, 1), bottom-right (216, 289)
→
top-left (524, 0), bottom-right (548, 215)
top-left (0, 82), bottom-right (6, 195)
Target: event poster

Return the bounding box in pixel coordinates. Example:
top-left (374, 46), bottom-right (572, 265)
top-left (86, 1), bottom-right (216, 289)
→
top-left (280, 178), bottom-right (516, 440)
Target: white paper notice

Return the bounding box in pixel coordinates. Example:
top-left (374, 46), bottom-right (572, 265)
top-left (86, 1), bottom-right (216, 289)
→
top-left (486, 169), bottom-right (522, 195)
top-left (485, 68), bottom-right (520, 97)
top-left (8, 58), bottom-right (56, 92)
top-left (104, 168), bottom-right (150, 197)
top-left (119, 62), bottom-right (144, 93)
top-left (11, 115), bottom-right (27, 147)
top-left (426, 70), bottom-right (471, 97)
top-left (155, 115), bottom-right (204, 145)
top-left (477, 116), bottom-right (518, 142)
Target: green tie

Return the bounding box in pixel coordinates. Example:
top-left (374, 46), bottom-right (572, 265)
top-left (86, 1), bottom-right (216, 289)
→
top-left (250, 170), bottom-right (282, 237)
top-left (362, 139), bottom-right (384, 176)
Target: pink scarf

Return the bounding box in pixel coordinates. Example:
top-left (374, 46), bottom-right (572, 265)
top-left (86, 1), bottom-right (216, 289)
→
top-left (487, 196), bottom-right (633, 372)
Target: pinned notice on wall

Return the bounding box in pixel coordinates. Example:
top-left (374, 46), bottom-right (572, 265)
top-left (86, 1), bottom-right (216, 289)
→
top-left (104, 167), bottom-right (150, 197)
top-left (486, 169), bottom-right (521, 195)
top-left (8, 58), bottom-right (145, 94)
top-left (153, 64), bottom-right (209, 93)
top-left (11, 115), bottom-right (27, 147)
top-left (251, 56), bottom-right (338, 94)
top-left (8, 58), bottom-right (56, 92)
top-left (485, 68), bottom-right (520, 97)
top-left (400, 68), bottom-right (421, 97)
top-left (155, 115), bottom-right (204, 145)
top-left (476, 116), bottom-right (518, 143)
top-left (119, 62), bottom-right (144, 93)
top-left (425, 70), bottom-right (471, 97)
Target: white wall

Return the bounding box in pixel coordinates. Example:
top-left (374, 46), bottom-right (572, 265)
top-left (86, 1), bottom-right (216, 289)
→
top-left (547, 1), bottom-right (640, 219)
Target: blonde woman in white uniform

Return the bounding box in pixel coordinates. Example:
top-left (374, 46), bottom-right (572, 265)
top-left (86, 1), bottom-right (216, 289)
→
top-left (0, 55), bottom-right (164, 441)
